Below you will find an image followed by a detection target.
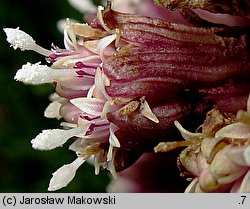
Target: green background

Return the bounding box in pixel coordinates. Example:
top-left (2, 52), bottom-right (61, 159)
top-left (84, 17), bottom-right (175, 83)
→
top-left (0, 0), bottom-right (110, 192)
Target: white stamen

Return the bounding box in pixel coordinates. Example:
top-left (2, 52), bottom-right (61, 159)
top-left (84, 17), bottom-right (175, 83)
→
top-left (44, 101), bottom-right (62, 119)
top-left (108, 162), bottom-right (117, 179)
top-left (60, 122), bottom-right (77, 128)
top-left (97, 34), bottom-right (117, 58)
top-left (87, 85), bottom-right (96, 98)
top-left (101, 101), bottom-right (111, 118)
top-left (3, 28), bottom-right (52, 56)
top-left (107, 149), bottom-right (117, 179)
top-left (140, 97), bottom-right (159, 123)
top-left (107, 145), bottom-right (114, 162)
top-left (95, 68), bottom-right (111, 100)
top-left (64, 19), bottom-right (78, 50)
top-left (31, 125), bottom-right (89, 150)
top-left (109, 123), bottom-right (120, 147)
top-left (94, 153), bottom-right (101, 175)
top-left (102, 71), bottom-right (111, 86)
top-left (57, 18), bottom-right (78, 34)
top-left (48, 157), bottom-right (85, 191)
top-left (14, 62), bottom-right (76, 84)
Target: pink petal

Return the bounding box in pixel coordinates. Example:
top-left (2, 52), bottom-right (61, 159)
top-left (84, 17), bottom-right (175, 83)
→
top-left (70, 98), bottom-right (105, 116)
top-left (227, 146), bottom-right (250, 167)
top-left (215, 122), bottom-right (250, 139)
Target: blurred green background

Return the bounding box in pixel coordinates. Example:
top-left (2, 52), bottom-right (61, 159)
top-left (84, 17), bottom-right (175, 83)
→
top-left (0, 0), bottom-right (110, 192)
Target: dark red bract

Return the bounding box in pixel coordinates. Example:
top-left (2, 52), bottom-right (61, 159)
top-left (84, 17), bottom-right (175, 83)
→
top-left (97, 6), bottom-right (250, 152)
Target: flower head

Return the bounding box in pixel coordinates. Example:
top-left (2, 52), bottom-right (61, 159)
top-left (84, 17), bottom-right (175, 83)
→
top-left (156, 101), bottom-right (250, 192)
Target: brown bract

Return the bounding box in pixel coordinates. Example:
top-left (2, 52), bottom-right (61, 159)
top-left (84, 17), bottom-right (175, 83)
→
top-left (73, 23), bottom-right (108, 39)
top-left (154, 0), bottom-right (250, 16)
top-left (201, 109), bottom-right (236, 136)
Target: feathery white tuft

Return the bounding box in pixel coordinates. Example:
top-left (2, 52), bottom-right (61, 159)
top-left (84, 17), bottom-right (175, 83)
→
top-left (4, 28), bottom-right (52, 56)
top-left (14, 62), bottom-right (76, 85)
top-left (4, 27), bottom-right (35, 50)
top-left (31, 125), bottom-right (90, 150)
top-left (14, 62), bottom-right (52, 84)
top-left (48, 157), bottom-right (85, 191)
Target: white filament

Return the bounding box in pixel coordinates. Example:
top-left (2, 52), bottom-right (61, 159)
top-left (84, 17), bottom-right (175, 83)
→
top-left (97, 34), bottom-right (117, 58)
